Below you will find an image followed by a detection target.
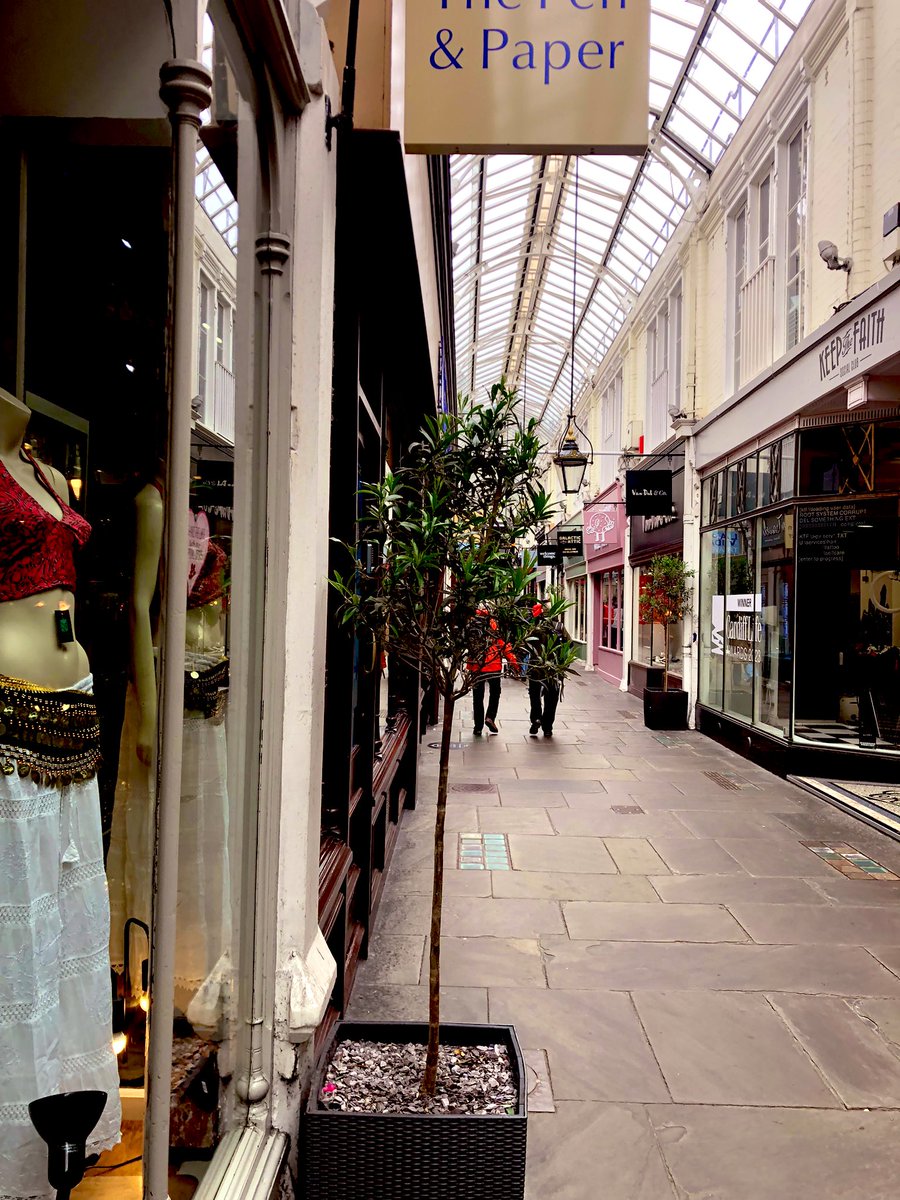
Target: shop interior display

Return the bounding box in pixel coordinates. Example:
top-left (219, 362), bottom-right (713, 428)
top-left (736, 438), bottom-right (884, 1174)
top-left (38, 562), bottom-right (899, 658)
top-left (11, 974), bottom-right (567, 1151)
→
top-left (0, 384), bottom-right (121, 1196)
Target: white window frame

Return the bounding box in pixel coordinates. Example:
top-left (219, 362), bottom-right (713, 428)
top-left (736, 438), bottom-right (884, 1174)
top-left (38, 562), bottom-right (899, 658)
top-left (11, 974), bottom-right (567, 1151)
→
top-left (599, 370), bottom-right (622, 490)
top-left (645, 281), bottom-right (682, 450)
top-left (568, 576), bottom-right (587, 643)
top-left (779, 118), bottom-right (808, 354)
top-left (196, 269), bottom-right (236, 429)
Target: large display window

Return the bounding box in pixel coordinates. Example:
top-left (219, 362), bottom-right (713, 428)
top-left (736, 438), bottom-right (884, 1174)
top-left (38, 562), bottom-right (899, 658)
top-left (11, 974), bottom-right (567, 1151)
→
top-left (0, 6), bottom-right (272, 1195)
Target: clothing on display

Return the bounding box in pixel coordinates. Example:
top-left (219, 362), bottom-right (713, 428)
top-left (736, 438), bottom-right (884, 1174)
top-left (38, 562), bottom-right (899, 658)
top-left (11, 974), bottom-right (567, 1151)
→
top-left (0, 675), bottom-right (121, 1200)
top-left (0, 672), bottom-right (102, 785)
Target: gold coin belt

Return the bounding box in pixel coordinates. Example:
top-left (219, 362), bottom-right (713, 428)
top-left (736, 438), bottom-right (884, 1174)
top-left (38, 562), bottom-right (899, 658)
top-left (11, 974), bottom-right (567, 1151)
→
top-left (0, 674), bottom-right (102, 786)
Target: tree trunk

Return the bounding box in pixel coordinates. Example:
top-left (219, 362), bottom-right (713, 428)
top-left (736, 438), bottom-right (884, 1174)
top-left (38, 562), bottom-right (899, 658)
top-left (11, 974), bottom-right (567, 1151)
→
top-left (422, 687), bottom-right (455, 1096)
top-left (662, 621), bottom-right (669, 692)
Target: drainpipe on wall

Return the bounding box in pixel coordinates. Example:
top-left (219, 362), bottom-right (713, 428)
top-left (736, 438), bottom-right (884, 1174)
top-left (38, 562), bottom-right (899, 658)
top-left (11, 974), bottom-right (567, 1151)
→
top-left (849, 0), bottom-right (874, 287)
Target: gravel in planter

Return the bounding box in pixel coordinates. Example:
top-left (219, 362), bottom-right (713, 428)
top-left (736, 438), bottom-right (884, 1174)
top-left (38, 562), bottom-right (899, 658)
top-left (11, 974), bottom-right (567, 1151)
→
top-left (320, 1040), bottom-right (517, 1116)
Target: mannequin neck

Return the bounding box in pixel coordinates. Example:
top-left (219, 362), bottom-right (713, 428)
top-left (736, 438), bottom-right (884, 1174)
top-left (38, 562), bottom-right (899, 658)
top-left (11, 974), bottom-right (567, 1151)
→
top-left (0, 389), bottom-right (30, 457)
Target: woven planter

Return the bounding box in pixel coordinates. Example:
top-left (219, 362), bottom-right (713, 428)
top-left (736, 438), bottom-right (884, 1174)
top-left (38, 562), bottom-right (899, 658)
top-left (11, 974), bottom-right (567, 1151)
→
top-left (301, 1020), bottom-right (528, 1200)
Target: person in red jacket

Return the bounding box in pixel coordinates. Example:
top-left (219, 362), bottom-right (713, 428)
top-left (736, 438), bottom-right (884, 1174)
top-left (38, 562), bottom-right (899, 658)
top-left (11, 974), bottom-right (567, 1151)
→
top-left (468, 609), bottom-right (519, 736)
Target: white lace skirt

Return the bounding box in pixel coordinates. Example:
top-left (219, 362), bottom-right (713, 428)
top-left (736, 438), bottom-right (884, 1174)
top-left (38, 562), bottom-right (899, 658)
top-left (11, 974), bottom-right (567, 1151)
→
top-left (108, 677), bottom-right (231, 1005)
top-left (0, 675), bottom-right (121, 1200)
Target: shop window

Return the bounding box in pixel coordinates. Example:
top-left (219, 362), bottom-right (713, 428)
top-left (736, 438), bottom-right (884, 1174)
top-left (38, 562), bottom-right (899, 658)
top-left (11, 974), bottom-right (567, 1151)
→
top-left (568, 576), bottom-right (587, 642)
top-left (731, 204), bottom-right (747, 389)
top-left (599, 569), bottom-right (624, 652)
top-left (635, 567), bottom-right (683, 674)
top-left (753, 512), bottom-right (793, 735)
top-left (699, 530), bottom-right (726, 707)
top-left (723, 520), bottom-right (756, 720)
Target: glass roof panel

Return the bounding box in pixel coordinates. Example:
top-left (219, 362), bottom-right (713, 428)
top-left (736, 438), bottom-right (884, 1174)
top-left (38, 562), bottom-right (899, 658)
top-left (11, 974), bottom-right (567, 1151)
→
top-left (451, 0), bottom-right (815, 434)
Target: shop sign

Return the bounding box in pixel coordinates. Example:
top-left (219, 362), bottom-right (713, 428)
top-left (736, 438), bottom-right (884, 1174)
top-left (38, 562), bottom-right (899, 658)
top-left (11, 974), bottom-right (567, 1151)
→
top-left (558, 529), bottom-right (584, 557)
top-left (631, 465), bottom-right (685, 558)
top-left (404, 1), bottom-right (650, 154)
top-left (585, 503), bottom-right (617, 547)
top-left (625, 469), bottom-right (673, 516)
top-left (536, 544), bottom-right (561, 566)
top-left (818, 306), bottom-right (886, 384)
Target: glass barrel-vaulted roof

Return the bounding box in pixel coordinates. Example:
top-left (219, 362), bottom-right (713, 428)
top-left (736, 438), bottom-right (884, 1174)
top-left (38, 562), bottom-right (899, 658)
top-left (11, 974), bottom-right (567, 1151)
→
top-left (451, 0), bottom-right (815, 435)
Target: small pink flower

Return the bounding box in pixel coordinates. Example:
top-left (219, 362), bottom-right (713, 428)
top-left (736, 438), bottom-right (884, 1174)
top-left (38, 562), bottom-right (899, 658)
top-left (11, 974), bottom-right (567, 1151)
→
top-left (321, 1082), bottom-right (337, 1096)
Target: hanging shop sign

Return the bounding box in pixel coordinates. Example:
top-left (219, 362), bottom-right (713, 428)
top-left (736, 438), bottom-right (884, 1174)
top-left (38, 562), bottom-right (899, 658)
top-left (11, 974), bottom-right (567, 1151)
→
top-left (625, 469), bottom-right (673, 517)
top-left (558, 529), bottom-right (584, 557)
top-left (404, 1), bottom-right (650, 154)
top-left (536, 544), bottom-right (562, 567)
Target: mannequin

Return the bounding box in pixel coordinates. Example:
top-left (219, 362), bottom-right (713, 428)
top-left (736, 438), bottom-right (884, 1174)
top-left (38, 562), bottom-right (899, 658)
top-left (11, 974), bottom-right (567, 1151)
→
top-left (0, 386), bottom-right (121, 1197)
top-left (108, 499), bottom-right (231, 1040)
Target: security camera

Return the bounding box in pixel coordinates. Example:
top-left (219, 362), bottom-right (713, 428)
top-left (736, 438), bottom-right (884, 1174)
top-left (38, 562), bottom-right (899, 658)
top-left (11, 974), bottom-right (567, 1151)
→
top-left (818, 240), bottom-right (851, 271)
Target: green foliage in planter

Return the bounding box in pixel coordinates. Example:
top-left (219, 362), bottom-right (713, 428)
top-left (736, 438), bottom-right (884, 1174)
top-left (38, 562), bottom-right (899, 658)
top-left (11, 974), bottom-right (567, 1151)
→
top-left (331, 381), bottom-right (577, 1095)
top-left (638, 554), bottom-right (694, 692)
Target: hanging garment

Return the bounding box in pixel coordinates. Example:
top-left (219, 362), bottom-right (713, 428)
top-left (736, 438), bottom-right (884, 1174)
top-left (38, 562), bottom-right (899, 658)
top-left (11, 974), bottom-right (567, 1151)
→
top-left (0, 674), bottom-right (120, 1200)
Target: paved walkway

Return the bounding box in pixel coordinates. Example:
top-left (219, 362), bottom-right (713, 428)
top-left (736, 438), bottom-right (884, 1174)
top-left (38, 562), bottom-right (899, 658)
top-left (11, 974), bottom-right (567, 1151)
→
top-left (349, 672), bottom-right (900, 1199)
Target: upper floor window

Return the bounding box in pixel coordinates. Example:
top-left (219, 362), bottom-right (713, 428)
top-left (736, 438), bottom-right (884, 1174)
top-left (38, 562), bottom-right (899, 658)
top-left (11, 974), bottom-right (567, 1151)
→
top-left (196, 270), bottom-right (236, 442)
top-left (785, 124), bottom-right (807, 351)
top-left (646, 282), bottom-right (682, 450)
top-left (599, 371), bottom-right (622, 490)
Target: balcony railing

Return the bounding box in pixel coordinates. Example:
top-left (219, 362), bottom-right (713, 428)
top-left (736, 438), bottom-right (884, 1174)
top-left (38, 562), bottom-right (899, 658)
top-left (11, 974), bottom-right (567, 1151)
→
top-left (208, 360), bottom-right (235, 444)
top-left (739, 255), bottom-right (775, 387)
top-left (647, 369), bottom-right (669, 450)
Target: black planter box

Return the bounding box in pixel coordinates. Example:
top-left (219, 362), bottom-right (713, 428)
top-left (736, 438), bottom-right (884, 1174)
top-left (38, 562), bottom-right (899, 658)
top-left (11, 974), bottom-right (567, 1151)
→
top-left (301, 1020), bottom-right (527, 1200)
top-left (643, 687), bottom-right (689, 730)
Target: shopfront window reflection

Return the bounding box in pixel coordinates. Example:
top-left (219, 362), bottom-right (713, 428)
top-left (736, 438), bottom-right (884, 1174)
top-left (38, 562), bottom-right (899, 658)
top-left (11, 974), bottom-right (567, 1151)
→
top-left (753, 513), bottom-right (793, 735)
top-left (723, 521), bottom-right (755, 720)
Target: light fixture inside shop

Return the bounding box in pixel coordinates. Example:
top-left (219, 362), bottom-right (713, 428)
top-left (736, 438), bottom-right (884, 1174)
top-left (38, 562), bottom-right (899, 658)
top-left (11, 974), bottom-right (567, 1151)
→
top-left (552, 155), bottom-right (593, 496)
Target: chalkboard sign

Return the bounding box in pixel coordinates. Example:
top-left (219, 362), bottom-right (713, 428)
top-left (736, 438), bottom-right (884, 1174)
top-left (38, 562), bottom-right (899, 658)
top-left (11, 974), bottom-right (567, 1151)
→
top-left (536, 545), bottom-right (561, 567)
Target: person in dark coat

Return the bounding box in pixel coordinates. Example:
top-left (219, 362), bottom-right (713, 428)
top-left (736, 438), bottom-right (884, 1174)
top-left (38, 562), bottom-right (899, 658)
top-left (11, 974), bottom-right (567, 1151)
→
top-left (527, 602), bottom-right (568, 737)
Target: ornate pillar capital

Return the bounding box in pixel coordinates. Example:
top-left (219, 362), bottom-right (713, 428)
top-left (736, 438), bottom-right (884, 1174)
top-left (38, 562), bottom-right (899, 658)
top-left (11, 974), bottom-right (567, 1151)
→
top-left (159, 59), bottom-right (212, 127)
top-left (256, 232), bottom-right (292, 276)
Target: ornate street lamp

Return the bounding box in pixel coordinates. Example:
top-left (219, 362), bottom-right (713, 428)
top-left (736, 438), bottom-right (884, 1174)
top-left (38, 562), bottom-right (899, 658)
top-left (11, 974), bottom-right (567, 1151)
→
top-left (552, 156), bottom-right (592, 496)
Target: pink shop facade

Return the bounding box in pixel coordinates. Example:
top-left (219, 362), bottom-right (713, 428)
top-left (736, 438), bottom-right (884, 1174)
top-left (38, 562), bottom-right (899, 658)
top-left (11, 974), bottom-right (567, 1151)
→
top-left (585, 486), bottom-right (626, 687)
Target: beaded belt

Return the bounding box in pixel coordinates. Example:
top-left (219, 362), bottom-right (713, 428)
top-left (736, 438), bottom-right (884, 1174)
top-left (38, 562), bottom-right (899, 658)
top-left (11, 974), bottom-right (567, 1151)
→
top-left (184, 657), bottom-right (229, 719)
top-left (0, 673), bottom-right (101, 786)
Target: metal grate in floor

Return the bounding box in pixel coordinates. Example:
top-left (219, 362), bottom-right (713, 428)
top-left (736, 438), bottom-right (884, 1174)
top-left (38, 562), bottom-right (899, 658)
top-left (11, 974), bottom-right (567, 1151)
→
top-left (458, 833), bottom-right (511, 870)
top-left (802, 842), bottom-right (900, 880)
top-left (653, 734), bottom-right (689, 747)
top-left (612, 805), bottom-right (644, 815)
top-left (451, 783), bottom-right (499, 794)
top-left (703, 771), bottom-right (754, 791)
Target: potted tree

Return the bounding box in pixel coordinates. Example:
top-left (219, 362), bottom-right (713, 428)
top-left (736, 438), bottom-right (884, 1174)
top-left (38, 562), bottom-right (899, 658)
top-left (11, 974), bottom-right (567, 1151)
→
top-left (638, 553), bottom-right (693, 730)
top-left (303, 383), bottom-right (575, 1200)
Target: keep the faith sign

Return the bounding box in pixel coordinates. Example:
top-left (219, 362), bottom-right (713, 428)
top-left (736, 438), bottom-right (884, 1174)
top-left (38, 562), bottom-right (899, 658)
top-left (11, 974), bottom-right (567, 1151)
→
top-left (405, 1), bottom-right (650, 154)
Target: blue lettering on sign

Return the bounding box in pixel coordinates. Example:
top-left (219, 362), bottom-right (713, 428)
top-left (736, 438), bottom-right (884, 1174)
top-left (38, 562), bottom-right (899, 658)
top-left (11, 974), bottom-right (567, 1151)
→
top-left (431, 0), bottom-right (631, 81)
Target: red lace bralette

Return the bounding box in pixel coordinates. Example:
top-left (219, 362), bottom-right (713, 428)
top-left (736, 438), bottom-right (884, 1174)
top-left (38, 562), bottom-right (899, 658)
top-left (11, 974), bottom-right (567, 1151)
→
top-left (0, 451), bottom-right (91, 602)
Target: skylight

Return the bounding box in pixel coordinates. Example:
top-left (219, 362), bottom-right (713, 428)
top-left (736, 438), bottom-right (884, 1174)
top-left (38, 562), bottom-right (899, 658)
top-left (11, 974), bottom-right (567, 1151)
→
top-left (451, 0), bottom-right (815, 435)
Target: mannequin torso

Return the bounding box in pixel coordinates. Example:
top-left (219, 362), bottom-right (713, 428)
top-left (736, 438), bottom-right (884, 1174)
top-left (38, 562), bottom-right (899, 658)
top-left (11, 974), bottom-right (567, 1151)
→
top-left (0, 389), bottom-right (90, 689)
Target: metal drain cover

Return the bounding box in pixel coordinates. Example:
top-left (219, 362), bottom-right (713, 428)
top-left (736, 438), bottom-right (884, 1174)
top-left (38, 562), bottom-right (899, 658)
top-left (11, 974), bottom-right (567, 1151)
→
top-left (451, 783), bottom-right (498, 793)
top-left (704, 770), bottom-right (755, 791)
top-left (612, 804), bottom-right (644, 815)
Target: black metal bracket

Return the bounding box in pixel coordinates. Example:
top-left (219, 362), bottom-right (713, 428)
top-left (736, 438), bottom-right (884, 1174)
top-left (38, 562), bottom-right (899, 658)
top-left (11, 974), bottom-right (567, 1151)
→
top-left (325, 96), bottom-right (338, 151)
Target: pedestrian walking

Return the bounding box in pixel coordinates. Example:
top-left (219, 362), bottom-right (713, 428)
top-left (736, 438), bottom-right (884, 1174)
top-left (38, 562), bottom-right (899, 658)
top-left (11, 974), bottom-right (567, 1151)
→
top-left (468, 608), bottom-right (519, 735)
top-left (527, 602), bottom-right (569, 737)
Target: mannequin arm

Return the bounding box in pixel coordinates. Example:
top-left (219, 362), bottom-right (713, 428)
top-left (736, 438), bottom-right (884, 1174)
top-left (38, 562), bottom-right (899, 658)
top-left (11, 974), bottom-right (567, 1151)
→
top-left (131, 483), bottom-right (165, 766)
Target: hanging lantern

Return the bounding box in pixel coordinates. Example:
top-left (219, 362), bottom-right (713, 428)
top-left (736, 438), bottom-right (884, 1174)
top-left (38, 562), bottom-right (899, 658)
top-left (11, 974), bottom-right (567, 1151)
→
top-left (553, 422), bottom-right (590, 495)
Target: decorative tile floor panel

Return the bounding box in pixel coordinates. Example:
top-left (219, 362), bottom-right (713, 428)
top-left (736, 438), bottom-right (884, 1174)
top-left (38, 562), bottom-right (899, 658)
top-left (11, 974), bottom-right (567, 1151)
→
top-left (458, 832), bottom-right (511, 870)
top-left (802, 842), bottom-right (899, 880)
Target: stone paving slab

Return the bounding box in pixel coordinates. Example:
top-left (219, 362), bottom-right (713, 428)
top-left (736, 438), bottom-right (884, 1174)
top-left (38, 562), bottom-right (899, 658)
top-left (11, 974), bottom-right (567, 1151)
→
top-left (648, 836), bottom-right (745, 875)
top-left (633, 990), bottom-right (840, 1107)
top-left (489, 988), bottom-right (671, 1103)
top-left (767, 992), bottom-right (900, 1108)
top-left (526, 1103), bottom-right (676, 1200)
top-left (549, 809), bottom-right (691, 838)
top-left (727, 902), bottom-right (900, 945)
top-left (648, 1106), bottom-right (900, 1199)
top-left (649, 874), bottom-right (825, 905)
top-left (491, 871), bottom-right (660, 903)
top-left (439, 936), bottom-right (547, 987)
top-left (347, 983), bottom-right (489, 1023)
top-left (477, 806), bottom-right (555, 834)
top-left (541, 939), bottom-right (900, 995)
top-left (442, 896), bottom-right (567, 938)
top-left (602, 838), bottom-right (671, 876)
top-left (507, 833), bottom-right (617, 873)
top-left (563, 901), bottom-right (747, 943)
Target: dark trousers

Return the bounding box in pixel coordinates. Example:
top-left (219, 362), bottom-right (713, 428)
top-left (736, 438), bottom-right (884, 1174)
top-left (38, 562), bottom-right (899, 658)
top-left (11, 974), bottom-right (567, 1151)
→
top-left (473, 675), bottom-right (502, 730)
top-left (529, 679), bottom-right (560, 733)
